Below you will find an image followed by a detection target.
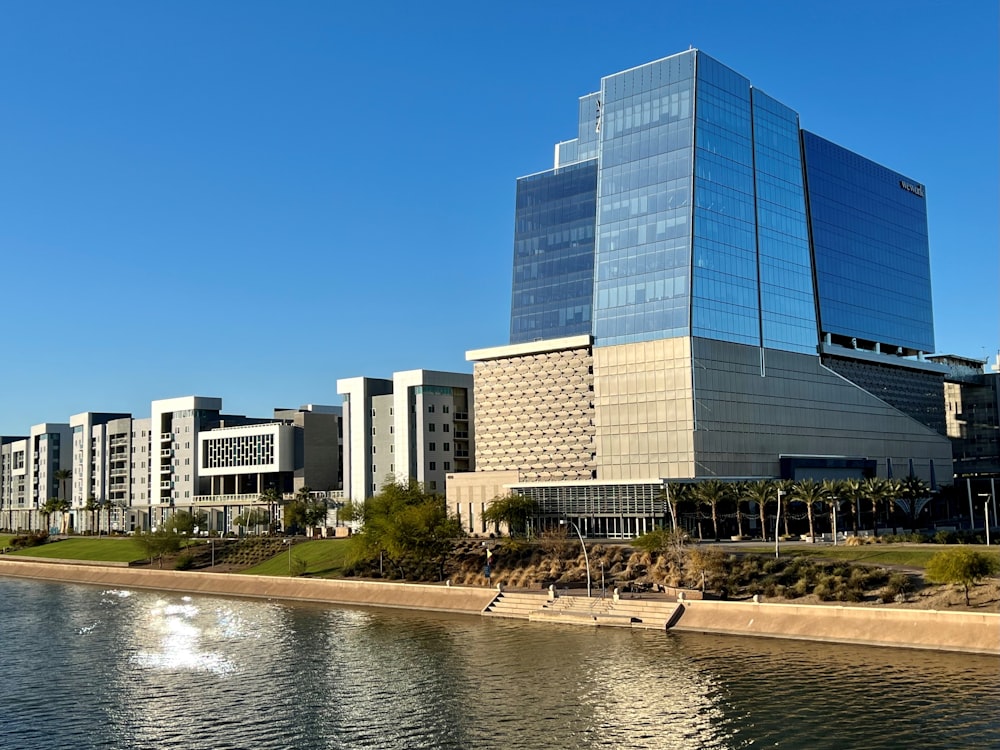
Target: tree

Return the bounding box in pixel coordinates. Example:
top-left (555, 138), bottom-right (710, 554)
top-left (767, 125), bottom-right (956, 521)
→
top-left (55, 468), bottom-right (72, 508)
top-left (259, 487), bottom-right (283, 533)
top-left (925, 547), bottom-right (1000, 606)
top-left (284, 487), bottom-right (329, 535)
top-left (40, 496), bottom-right (70, 534)
top-left (792, 479), bottom-right (827, 541)
top-left (234, 507), bottom-right (271, 533)
top-left (897, 476), bottom-right (930, 532)
top-left (481, 493), bottom-right (539, 537)
top-left (659, 483), bottom-right (689, 532)
top-left (692, 480), bottom-right (729, 541)
top-left (136, 528), bottom-right (182, 569)
top-left (840, 478), bottom-right (863, 536)
top-left (85, 496), bottom-right (100, 535)
top-left (742, 480), bottom-right (774, 542)
top-left (164, 509), bottom-right (206, 536)
top-left (776, 479), bottom-right (795, 538)
top-left (820, 479), bottom-right (845, 539)
top-left (350, 480), bottom-right (463, 580)
top-left (861, 477), bottom-right (892, 538)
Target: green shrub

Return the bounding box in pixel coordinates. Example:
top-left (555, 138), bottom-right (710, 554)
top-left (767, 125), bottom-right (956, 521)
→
top-left (174, 553), bottom-right (195, 571)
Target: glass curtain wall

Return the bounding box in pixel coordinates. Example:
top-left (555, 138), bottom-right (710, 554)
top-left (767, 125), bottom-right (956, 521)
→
top-left (802, 131), bottom-right (935, 354)
top-left (593, 51), bottom-right (695, 347)
top-left (690, 54), bottom-right (760, 346)
top-left (752, 90), bottom-right (817, 353)
top-left (509, 160), bottom-right (598, 344)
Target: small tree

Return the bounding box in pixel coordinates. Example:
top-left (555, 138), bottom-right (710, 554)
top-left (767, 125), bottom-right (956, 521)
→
top-left (482, 493), bottom-right (539, 537)
top-left (136, 528), bottom-right (182, 569)
top-left (925, 547), bottom-right (1000, 606)
top-left (793, 479), bottom-right (828, 541)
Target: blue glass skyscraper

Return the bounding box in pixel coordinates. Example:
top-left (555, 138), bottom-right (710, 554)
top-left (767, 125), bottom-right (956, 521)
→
top-left (465, 49), bottom-right (953, 532)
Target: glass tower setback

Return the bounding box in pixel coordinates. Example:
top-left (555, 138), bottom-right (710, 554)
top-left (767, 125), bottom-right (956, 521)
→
top-left (752, 91), bottom-right (817, 354)
top-left (593, 51), bottom-right (695, 346)
top-left (802, 131), bottom-right (935, 354)
top-left (509, 160), bottom-right (598, 344)
top-left (690, 54), bottom-right (760, 346)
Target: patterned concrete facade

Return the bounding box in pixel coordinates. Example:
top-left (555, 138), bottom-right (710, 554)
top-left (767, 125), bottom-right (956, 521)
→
top-left (470, 337), bottom-right (595, 482)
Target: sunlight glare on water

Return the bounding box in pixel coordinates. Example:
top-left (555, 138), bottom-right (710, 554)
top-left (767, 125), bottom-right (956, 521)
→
top-left (0, 577), bottom-right (997, 750)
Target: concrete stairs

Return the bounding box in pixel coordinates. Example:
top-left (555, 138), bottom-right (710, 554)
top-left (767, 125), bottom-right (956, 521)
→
top-left (482, 590), bottom-right (683, 630)
top-left (482, 591), bottom-right (549, 619)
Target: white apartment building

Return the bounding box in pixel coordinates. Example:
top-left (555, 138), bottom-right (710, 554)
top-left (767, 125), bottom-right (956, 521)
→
top-left (337, 369), bottom-right (474, 501)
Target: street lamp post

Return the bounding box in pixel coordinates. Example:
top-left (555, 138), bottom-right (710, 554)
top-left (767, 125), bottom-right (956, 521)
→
top-left (832, 496), bottom-right (839, 546)
top-left (560, 519), bottom-right (591, 597)
top-left (980, 493), bottom-right (991, 546)
top-left (775, 490), bottom-right (785, 559)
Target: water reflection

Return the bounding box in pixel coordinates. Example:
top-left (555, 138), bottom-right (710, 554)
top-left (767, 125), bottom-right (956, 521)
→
top-left (0, 578), bottom-right (997, 750)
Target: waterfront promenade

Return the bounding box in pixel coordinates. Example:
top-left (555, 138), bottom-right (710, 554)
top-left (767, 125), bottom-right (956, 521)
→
top-left (1, 558), bottom-right (997, 655)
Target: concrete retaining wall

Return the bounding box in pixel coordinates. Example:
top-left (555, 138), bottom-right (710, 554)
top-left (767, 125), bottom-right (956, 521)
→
top-left (671, 599), bottom-right (1000, 655)
top-left (0, 560), bottom-right (496, 615)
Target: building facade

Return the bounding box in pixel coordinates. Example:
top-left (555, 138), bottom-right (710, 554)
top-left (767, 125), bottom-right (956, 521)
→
top-left (337, 370), bottom-right (474, 501)
top-left (2, 397), bottom-right (343, 534)
top-left (450, 49), bottom-right (954, 537)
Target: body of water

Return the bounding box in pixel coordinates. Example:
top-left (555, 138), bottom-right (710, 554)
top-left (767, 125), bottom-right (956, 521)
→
top-left (1, 576), bottom-right (997, 749)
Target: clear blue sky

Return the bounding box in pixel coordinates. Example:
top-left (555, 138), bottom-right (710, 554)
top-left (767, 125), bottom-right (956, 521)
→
top-left (0, 0), bottom-right (996, 434)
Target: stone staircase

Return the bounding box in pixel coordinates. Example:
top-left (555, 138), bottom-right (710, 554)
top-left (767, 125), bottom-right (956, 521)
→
top-left (482, 590), bottom-right (683, 630)
top-left (482, 591), bottom-right (550, 619)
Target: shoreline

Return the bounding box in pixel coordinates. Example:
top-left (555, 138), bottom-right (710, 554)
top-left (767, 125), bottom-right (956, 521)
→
top-left (2, 558), bottom-right (997, 656)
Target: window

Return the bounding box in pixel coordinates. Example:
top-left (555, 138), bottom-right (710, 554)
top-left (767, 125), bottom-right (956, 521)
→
top-left (429, 443), bottom-right (436, 451)
top-left (428, 405), bottom-right (435, 413)
top-left (444, 461), bottom-right (451, 471)
top-left (185, 458), bottom-right (190, 465)
top-left (429, 462), bottom-right (436, 470)
top-left (429, 481), bottom-right (437, 490)
top-left (371, 427), bottom-right (376, 435)
top-left (371, 408), bottom-right (376, 416)
top-left (372, 446), bottom-right (377, 454)
top-left (372, 465), bottom-right (376, 473)
top-left (443, 442), bottom-right (450, 451)
top-left (372, 483), bottom-right (377, 493)
top-left (428, 424), bottom-right (435, 432)
top-left (442, 424), bottom-right (450, 433)
top-left (390, 445), bottom-right (394, 453)
top-left (443, 405), bottom-right (450, 414)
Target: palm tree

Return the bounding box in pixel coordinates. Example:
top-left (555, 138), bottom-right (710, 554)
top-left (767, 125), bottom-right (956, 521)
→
top-left (840, 478), bottom-right (863, 536)
top-left (659, 483), bottom-right (688, 532)
top-left (258, 487), bottom-right (283, 534)
top-left (85, 496), bottom-right (100, 534)
top-left (820, 479), bottom-right (846, 540)
top-left (54, 468), bottom-right (72, 533)
top-left (742, 480), bottom-right (774, 541)
top-left (897, 476), bottom-right (929, 532)
top-left (792, 479), bottom-right (828, 541)
top-left (861, 477), bottom-right (891, 537)
top-left (693, 479), bottom-right (729, 541)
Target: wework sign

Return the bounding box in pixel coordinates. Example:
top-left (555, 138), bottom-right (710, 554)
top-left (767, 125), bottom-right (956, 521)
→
top-left (899, 179), bottom-right (925, 198)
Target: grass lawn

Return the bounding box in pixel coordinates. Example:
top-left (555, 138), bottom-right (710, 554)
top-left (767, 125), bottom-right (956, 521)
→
top-left (6, 537), bottom-right (150, 563)
top-left (738, 544), bottom-right (1000, 570)
top-left (0, 534), bottom-right (13, 549)
top-left (241, 539), bottom-right (354, 577)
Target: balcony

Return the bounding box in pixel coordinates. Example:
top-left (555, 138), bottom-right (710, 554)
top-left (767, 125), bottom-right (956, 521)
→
top-left (160, 449), bottom-right (173, 458)
top-left (159, 466), bottom-right (172, 474)
top-left (160, 433), bottom-right (172, 441)
top-left (159, 481), bottom-right (173, 490)
top-left (454, 412), bottom-right (469, 421)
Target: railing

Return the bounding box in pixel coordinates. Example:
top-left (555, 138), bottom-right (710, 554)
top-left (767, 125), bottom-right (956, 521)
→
top-left (191, 493), bottom-right (268, 505)
top-left (160, 433), bottom-right (172, 441)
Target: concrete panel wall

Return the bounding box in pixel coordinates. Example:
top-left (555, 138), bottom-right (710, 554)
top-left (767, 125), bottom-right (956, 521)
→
top-left (691, 339), bottom-right (955, 479)
top-left (593, 338), bottom-right (695, 481)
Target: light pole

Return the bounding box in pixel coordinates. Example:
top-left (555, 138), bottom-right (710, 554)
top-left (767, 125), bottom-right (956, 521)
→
top-left (831, 496), bottom-right (839, 546)
top-left (980, 493), bottom-right (991, 546)
top-left (560, 519), bottom-right (591, 597)
top-left (775, 490), bottom-right (785, 559)
top-left (284, 538), bottom-right (292, 573)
